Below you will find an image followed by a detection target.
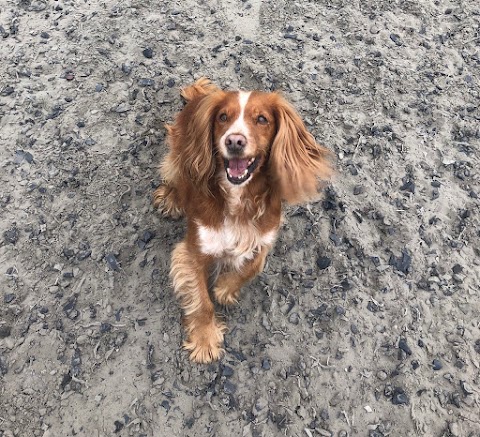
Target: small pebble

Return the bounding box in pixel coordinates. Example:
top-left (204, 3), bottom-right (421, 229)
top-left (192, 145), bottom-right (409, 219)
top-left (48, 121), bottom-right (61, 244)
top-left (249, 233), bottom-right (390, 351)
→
top-left (452, 274), bottom-right (463, 283)
top-left (392, 387), bottom-right (409, 405)
top-left (252, 397), bottom-right (268, 416)
top-left (390, 33), bottom-right (402, 46)
top-left (335, 306), bottom-right (346, 316)
top-left (353, 185), bottom-right (364, 195)
top-left (160, 400), bottom-right (170, 412)
top-left (76, 335), bottom-right (89, 345)
top-left (389, 250), bottom-right (411, 274)
top-left (296, 405), bottom-right (307, 419)
top-left (100, 322), bottom-right (112, 333)
top-left (320, 408), bottom-right (329, 420)
top-left (16, 149), bottom-right (34, 164)
top-left (400, 178), bottom-right (415, 193)
top-left (1, 86), bottom-right (15, 96)
top-left (288, 312), bottom-right (300, 325)
top-left (106, 253), bottom-right (120, 271)
top-left (452, 264), bottom-right (463, 274)
top-left (138, 78), bottom-right (155, 87)
top-left (432, 359), bottom-right (442, 370)
top-left (142, 230), bottom-right (155, 244)
top-left (222, 365), bottom-right (234, 377)
top-left (121, 63), bottom-right (133, 74)
top-left (398, 338), bottom-right (412, 355)
top-left (143, 47), bottom-right (153, 58)
top-left (4, 226), bottom-right (19, 245)
top-left (113, 420), bottom-right (124, 433)
top-left (303, 280), bottom-right (315, 289)
top-left (377, 370), bottom-right (387, 380)
top-left (0, 326), bottom-right (12, 338)
top-left (262, 359), bottom-right (271, 370)
top-left (460, 380), bottom-right (474, 395)
top-left (316, 256), bottom-right (331, 270)
top-left (4, 293), bottom-right (15, 304)
top-left (115, 103), bottom-right (131, 113)
top-left (223, 381), bottom-right (236, 394)
top-left (77, 250), bottom-right (92, 261)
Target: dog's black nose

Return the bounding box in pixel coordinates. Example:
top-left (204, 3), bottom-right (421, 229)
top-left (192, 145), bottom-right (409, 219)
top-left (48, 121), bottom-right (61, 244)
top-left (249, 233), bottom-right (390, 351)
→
top-left (225, 134), bottom-right (247, 154)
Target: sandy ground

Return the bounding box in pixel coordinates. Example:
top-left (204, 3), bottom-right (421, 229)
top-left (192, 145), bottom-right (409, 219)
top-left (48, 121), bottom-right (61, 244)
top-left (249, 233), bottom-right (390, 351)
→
top-left (1, 0), bottom-right (480, 436)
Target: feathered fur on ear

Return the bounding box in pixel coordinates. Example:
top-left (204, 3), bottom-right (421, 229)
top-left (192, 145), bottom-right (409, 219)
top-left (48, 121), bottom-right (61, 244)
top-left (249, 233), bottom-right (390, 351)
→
top-left (270, 95), bottom-right (334, 204)
top-left (180, 77), bottom-right (219, 102)
top-left (162, 79), bottom-right (225, 194)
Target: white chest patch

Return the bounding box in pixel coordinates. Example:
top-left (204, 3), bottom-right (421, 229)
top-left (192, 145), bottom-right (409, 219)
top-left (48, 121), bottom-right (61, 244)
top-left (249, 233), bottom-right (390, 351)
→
top-left (197, 220), bottom-right (277, 270)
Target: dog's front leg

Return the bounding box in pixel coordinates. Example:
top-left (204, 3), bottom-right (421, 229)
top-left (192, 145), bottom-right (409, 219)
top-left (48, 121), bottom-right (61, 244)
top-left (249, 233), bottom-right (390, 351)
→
top-left (170, 240), bottom-right (226, 363)
top-left (214, 246), bottom-right (269, 305)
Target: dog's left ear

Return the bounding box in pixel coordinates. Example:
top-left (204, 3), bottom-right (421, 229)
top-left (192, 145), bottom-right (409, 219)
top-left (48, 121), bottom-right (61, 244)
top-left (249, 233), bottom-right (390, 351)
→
top-left (269, 95), bottom-right (334, 204)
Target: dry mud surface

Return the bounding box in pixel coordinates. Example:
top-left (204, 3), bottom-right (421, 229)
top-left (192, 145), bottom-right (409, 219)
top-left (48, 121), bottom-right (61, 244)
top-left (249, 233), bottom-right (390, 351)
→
top-left (1, 0), bottom-right (480, 436)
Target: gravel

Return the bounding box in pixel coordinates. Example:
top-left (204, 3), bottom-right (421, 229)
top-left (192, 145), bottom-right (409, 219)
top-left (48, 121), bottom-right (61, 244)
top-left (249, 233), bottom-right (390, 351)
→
top-left (1, 0), bottom-right (479, 435)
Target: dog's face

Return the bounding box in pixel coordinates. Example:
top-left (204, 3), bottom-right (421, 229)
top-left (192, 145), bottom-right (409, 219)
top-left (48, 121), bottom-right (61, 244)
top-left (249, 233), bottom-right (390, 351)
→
top-left (176, 79), bottom-right (332, 203)
top-left (213, 91), bottom-right (277, 185)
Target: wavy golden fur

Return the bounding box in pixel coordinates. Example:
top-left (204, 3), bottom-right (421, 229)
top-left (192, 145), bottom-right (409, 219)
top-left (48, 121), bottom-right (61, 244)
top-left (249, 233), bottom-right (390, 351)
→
top-left (154, 78), bottom-right (333, 363)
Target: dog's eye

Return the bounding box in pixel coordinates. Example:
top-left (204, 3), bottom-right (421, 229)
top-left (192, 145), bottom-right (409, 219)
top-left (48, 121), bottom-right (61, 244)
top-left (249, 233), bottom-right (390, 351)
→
top-left (219, 113), bottom-right (227, 122)
top-left (257, 115), bottom-right (268, 125)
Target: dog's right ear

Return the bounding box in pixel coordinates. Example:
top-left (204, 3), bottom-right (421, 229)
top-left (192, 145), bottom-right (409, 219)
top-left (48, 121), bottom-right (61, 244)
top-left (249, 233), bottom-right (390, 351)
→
top-left (180, 78), bottom-right (219, 102)
top-left (164, 82), bottom-right (225, 193)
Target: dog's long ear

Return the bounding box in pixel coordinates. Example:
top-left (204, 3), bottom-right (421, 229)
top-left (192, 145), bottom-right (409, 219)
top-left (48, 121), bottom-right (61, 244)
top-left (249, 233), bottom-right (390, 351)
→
top-left (180, 77), bottom-right (219, 102)
top-left (269, 95), bottom-right (334, 204)
top-left (169, 83), bottom-right (224, 193)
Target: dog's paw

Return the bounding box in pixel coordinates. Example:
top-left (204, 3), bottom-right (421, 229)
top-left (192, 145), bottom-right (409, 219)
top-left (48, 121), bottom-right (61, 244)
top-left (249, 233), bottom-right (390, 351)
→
top-left (183, 321), bottom-right (226, 363)
top-left (213, 283), bottom-right (240, 306)
top-left (213, 274), bottom-right (240, 306)
top-left (153, 185), bottom-right (183, 219)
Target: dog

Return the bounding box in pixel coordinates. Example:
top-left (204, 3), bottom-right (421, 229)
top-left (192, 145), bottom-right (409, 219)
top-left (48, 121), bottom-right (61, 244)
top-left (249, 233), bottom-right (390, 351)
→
top-left (154, 78), bottom-right (333, 363)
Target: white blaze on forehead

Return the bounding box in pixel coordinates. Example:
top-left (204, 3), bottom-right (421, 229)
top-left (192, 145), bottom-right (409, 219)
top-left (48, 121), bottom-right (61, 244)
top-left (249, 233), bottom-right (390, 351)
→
top-left (219, 91), bottom-right (252, 153)
top-left (238, 91), bottom-right (251, 117)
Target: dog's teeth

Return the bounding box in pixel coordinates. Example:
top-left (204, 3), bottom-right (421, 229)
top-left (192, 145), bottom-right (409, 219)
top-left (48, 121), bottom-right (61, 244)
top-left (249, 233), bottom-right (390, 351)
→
top-left (226, 167), bottom-right (249, 181)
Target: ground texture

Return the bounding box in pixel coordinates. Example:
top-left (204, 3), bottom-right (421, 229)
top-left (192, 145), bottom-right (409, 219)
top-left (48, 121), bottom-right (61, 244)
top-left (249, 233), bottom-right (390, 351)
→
top-left (1, 0), bottom-right (480, 436)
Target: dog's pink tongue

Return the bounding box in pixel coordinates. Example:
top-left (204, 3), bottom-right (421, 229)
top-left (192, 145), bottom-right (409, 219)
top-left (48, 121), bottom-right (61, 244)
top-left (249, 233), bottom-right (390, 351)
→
top-left (228, 158), bottom-right (249, 177)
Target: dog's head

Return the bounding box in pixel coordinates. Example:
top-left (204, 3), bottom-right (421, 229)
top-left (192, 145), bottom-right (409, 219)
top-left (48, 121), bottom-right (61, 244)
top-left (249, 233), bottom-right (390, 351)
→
top-left (178, 78), bottom-right (333, 203)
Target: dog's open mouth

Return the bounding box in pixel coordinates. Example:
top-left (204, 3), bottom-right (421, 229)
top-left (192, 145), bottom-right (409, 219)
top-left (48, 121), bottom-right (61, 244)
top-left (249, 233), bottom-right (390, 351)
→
top-left (224, 156), bottom-right (260, 184)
